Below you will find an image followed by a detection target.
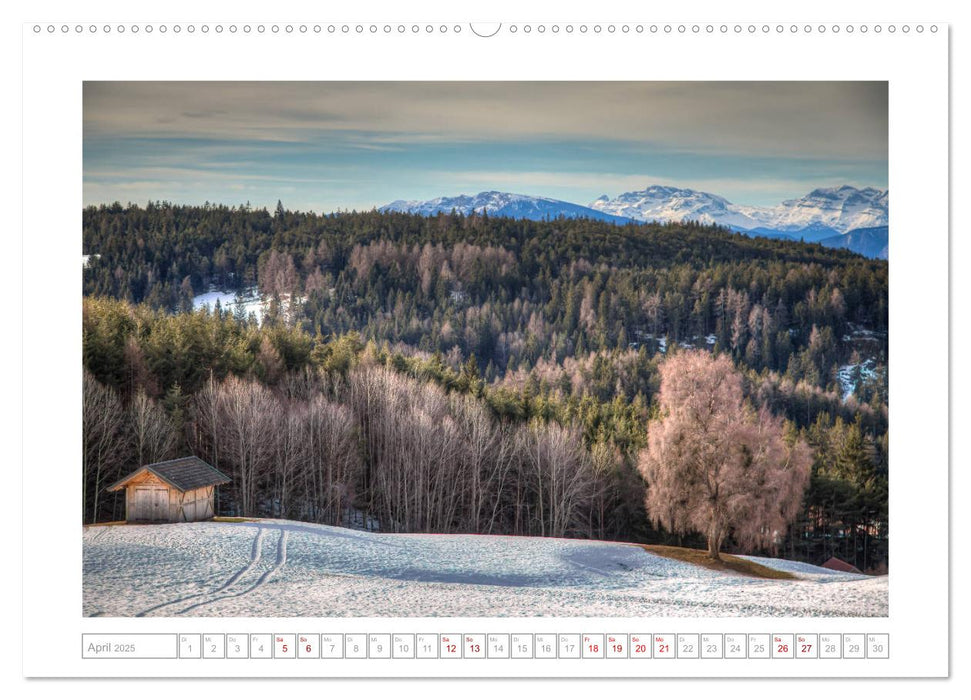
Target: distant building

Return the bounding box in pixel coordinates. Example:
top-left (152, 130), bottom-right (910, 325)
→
top-left (107, 456), bottom-right (231, 523)
top-left (821, 556), bottom-right (863, 574)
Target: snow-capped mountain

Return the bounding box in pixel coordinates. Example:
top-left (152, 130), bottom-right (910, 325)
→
top-left (589, 185), bottom-right (764, 230)
top-left (590, 184), bottom-right (888, 235)
top-left (380, 185), bottom-right (888, 258)
top-left (380, 190), bottom-right (630, 224)
top-left (756, 186), bottom-right (889, 233)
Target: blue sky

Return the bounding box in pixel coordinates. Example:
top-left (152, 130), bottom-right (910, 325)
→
top-left (83, 82), bottom-right (888, 212)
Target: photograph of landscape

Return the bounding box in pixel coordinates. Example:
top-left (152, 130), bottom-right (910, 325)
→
top-left (81, 82), bottom-right (889, 617)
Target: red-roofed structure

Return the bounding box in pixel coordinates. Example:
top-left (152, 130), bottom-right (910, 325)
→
top-left (821, 556), bottom-right (863, 574)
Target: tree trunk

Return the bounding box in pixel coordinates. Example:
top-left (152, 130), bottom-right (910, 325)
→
top-left (707, 529), bottom-right (723, 561)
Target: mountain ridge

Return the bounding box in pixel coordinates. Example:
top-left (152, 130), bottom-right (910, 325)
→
top-left (380, 190), bottom-right (631, 225)
top-left (818, 225), bottom-right (889, 260)
top-left (589, 184), bottom-right (888, 234)
top-left (380, 185), bottom-right (889, 258)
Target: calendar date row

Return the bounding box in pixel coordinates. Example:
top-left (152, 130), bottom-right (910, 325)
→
top-left (82, 633), bottom-right (888, 660)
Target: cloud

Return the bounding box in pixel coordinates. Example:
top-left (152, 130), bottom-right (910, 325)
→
top-left (85, 165), bottom-right (351, 186)
top-left (82, 81), bottom-right (887, 211)
top-left (84, 81), bottom-right (888, 160)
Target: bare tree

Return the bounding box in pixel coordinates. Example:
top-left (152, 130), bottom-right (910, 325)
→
top-left (349, 364), bottom-right (487, 533)
top-left (217, 375), bottom-right (279, 515)
top-left (637, 350), bottom-right (812, 560)
top-left (129, 388), bottom-right (177, 466)
top-left (190, 373), bottom-right (221, 472)
top-left (519, 419), bottom-right (596, 537)
top-left (83, 371), bottom-right (131, 523)
top-left (452, 394), bottom-right (500, 532)
top-left (305, 394), bottom-right (360, 525)
top-left (273, 402), bottom-right (307, 518)
top-left (643, 291), bottom-right (664, 339)
top-left (258, 250), bottom-right (298, 298)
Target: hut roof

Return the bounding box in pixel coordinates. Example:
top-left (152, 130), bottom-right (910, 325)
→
top-left (821, 556), bottom-right (864, 574)
top-left (108, 456), bottom-right (231, 493)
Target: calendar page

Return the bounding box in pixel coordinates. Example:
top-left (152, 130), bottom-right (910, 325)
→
top-left (19, 0), bottom-right (951, 684)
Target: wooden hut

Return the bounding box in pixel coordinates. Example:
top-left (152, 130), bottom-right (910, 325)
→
top-left (108, 456), bottom-right (231, 523)
top-left (821, 556), bottom-right (864, 574)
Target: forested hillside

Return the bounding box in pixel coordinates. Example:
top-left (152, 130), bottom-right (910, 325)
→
top-left (82, 203), bottom-right (889, 572)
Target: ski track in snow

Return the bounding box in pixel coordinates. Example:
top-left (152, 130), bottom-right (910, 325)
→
top-left (134, 527), bottom-right (268, 617)
top-left (82, 519), bottom-right (888, 618)
top-left (177, 529), bottom-right (289, 614)
top-left (217, 527), bottom-right (268, 592)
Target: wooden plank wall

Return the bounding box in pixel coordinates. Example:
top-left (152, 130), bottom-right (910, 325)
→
top-left (171, 485), bottom-right (216, 522)
top-left (120, 471), bottom-right (218, 522)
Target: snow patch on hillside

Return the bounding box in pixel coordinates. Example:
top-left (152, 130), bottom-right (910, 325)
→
top-left (837, 359), bottom-right (880, 401)
top-left (192, 287), bottom-right (306, 324)
top-left (193, 287), bottom-right (264, 322)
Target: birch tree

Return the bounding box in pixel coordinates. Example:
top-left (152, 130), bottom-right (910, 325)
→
top-left (637, 350), bottom-right (812, 560)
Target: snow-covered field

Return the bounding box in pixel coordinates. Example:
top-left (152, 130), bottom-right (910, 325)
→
top-left (82, 519), bottom-right (887, 618)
